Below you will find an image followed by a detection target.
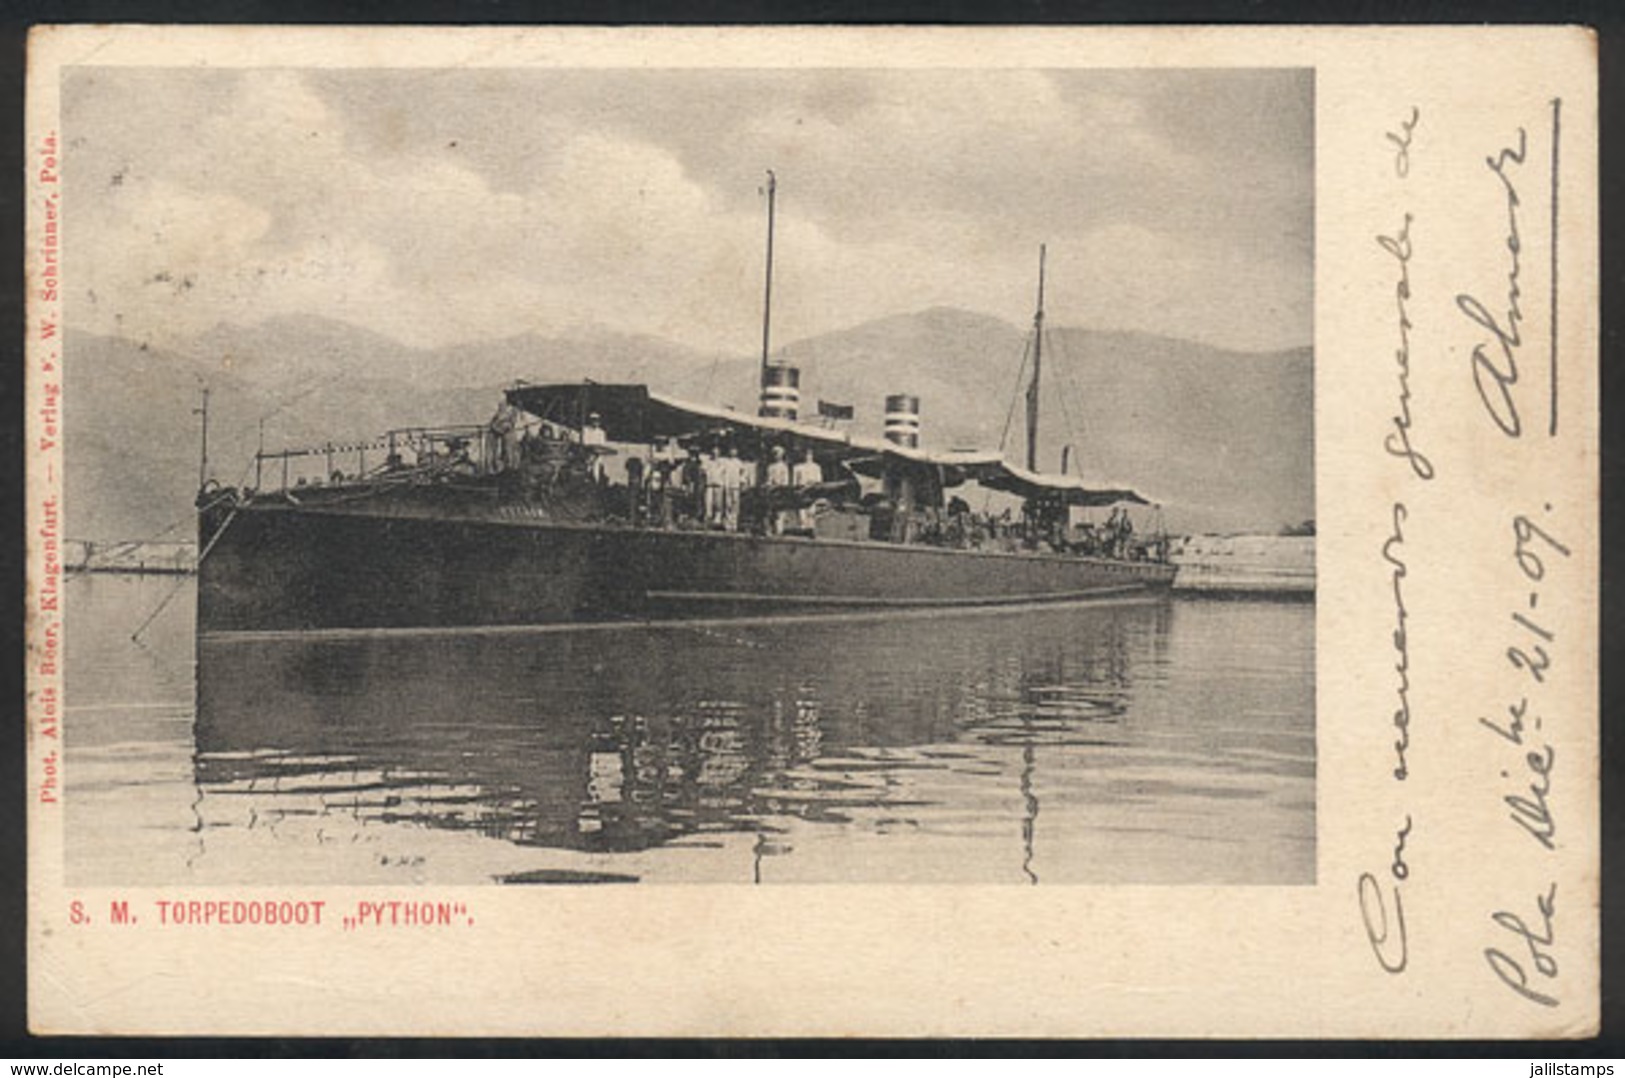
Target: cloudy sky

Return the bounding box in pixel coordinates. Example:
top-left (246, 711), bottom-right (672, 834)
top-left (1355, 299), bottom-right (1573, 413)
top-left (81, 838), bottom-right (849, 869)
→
top-left (63, 66), bottom-right (1311, 357)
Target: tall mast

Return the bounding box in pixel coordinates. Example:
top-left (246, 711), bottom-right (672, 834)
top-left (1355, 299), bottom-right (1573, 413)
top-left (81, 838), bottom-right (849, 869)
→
top-left (194, 384), bottom-right (211, 491)
top-left (1025, 244), bottom-right (1046, 473)
top-left (760, 170), bottom-right (777, 379)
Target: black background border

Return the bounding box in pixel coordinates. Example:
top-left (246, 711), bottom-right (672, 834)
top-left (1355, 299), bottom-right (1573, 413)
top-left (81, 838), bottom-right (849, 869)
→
top-left (0, 2), bottom-right (1618, 1057)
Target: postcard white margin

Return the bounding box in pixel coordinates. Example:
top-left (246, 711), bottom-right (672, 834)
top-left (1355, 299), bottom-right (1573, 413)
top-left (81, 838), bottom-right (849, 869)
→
top-left (24, 24), bottom-right (1600, 1038)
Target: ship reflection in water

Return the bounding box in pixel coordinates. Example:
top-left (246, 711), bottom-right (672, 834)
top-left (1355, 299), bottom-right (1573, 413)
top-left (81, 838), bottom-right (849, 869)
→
top-left (68, 577), bottom-right (1313, 885)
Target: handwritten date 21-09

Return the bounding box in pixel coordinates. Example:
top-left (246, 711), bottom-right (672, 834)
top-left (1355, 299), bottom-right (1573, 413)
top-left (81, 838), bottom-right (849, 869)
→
top-left (1479, 508), bottom-right (1571, 852)
top-left (1480, 510), bottom-right (1570, 1007)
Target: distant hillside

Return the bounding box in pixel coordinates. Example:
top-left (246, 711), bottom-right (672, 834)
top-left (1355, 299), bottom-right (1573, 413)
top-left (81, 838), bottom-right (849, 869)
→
top-left (188, 313), bottom-right (720, 395)
top-left (65, 332), bottom-right (494, 543)
top-left (1040, 327), bottom-right (1313, 534)
top-left (63, 309), bottom-right (1311, 540)
top-left (675, 308), bottom-right (1312, 533)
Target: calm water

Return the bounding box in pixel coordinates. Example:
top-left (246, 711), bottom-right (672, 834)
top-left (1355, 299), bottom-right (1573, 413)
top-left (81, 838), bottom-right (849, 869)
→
top-left (64, 574), bottom-right (1314, 885)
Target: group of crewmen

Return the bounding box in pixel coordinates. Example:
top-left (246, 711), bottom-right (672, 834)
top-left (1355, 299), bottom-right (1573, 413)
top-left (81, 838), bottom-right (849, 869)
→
top-left (1099, 506), bottom-right (1137, 559)
top-left (485, 403), bottom-right (1156, 555)
top-left (631, 434), bottom-right (827, 534)
top-left (942, 497), bottom-right (1152, 560)
top-left (578, 412), bottom-right (826, 534)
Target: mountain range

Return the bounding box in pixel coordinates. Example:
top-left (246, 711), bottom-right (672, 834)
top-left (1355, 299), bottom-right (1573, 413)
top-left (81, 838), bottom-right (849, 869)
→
top-left (62, 307), bottom-right (1311, 541)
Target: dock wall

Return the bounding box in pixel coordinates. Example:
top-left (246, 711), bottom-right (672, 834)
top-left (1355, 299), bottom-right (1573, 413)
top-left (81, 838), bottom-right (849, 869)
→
top-left (1171, 535), bottom-right (1314, 597)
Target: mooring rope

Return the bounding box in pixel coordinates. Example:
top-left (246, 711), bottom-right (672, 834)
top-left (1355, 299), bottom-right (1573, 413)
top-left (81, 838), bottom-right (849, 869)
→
top-left (130, 505), bottom-right (238, 643)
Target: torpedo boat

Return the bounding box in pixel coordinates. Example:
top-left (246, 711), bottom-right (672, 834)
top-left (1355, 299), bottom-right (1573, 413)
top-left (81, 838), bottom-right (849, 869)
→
top-left (196, 180), bottom-right (1175, 635)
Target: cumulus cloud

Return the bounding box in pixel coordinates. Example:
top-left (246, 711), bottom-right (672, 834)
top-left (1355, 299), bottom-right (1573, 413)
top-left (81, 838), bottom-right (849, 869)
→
top-left (63, 66), bottom-right (1311, 356)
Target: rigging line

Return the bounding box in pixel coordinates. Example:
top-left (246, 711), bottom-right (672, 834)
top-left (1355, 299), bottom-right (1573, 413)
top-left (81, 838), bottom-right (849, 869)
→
top-left (986, 334), bottom-right (1034, 513)
top-left (230, 451), bottom-right (258, 490)
top-left (131, 506), bottom-right (239, 643)
top-left (996, 334), bottom-right (1034, 456)
top-left (117, 513), bottom-right (192, 547)
top-left (129, 568), bottom-right (194, 644)
top-left (101, 443), bottom-right (261, 559)
top-left (1045, 329), bottom-right (1083, 469)
top-left (702, 351), bottom-right (723, 403)
top-left (1053, 328), bottom-right (1088, 448)
top-left (83, 493), bottom-right (206, 557)
top-left (1040, 325), bottom-right (1092, 471)
top-left (257, 371), bottom-right (349, 426)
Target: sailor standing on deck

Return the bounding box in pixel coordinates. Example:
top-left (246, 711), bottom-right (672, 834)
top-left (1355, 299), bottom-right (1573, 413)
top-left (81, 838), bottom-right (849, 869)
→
top-left (489, 399), bottom-right (522, 473)
top-left (1106, 506), bottom-right (1133, 559)
top-left (766, 445), bottom-right (791, 487)
top-left (764, 446), bottom-right (791, 535)
top-left (681, 446), bottom-right (705, 526)
top-left (792, 447), bottom-right (824, 486)
top-left (580, 412), bottom-right (608, 483)
top-left (649, 436), bottom-right (678, 528)
top-left (624, 455), bottom-right (645, 525)
top-left (792, 448), bottom-right (824, 531)
top-left (702, 447), bottom-right (725, 528)
top-left (720, 445), bottom-right (745, 532)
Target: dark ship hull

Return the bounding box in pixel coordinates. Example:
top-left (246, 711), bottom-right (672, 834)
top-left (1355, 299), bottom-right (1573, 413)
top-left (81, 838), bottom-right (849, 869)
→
top-left (197, 495), bottom-right (1175, 635)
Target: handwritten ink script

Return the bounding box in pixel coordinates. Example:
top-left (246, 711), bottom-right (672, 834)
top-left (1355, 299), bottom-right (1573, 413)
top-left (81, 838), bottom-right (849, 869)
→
top-left (1360, 96), bottom-right (1578, 1018)
top-left (1460, 106), bottom-right (1570, 1008)
top-left (1379, 214), bottom-right (1434, 481)
top-left (1478, 510), bottom-right (1570, 1006)
top-left (1359, 106), bottom-right (1424, 979)
top-left (1457, 128), bottom-right (1530, 438)
top-left (1487, 884), bottom-right (1559, 1007)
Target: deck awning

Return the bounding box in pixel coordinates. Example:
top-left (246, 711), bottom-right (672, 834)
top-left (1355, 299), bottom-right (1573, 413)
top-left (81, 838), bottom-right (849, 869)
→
top-left (506, 382), bottom-right (852, 451)
top-left (960, 460), bottom-right (1151, 507)
top-left (505, 382), bottom-right (1152, 505)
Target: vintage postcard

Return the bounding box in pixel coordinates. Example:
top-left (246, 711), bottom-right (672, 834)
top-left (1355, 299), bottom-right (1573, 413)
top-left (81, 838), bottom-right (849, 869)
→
top-left (24, 25), bottom-right (1598, 1037)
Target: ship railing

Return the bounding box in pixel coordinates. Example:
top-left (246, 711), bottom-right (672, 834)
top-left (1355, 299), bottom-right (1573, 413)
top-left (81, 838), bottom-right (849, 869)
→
top-left (253, 424), bottom-right (497, 493)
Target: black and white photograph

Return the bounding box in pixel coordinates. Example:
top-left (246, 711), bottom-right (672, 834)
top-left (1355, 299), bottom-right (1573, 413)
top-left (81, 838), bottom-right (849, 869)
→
top-left (24, 25), bottom-right (1597, 1039)
top-left (57, 63), bottom-right (1314, 887)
